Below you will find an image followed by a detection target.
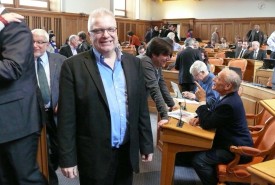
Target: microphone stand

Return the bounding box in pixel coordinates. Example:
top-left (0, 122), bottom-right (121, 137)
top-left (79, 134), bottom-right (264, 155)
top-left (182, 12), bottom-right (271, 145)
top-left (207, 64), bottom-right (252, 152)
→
top-left (177, 102), bottom-right (184, 127)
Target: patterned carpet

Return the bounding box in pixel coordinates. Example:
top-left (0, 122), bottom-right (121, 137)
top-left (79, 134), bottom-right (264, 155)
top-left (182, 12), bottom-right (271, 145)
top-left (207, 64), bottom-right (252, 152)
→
top-left (57, 113), bottom-right (202, 185)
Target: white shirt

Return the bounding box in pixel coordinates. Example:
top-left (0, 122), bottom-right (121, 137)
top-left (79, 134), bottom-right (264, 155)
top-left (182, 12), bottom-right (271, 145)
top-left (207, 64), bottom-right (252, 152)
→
top-left (267, 31), bottom-right (275, 52)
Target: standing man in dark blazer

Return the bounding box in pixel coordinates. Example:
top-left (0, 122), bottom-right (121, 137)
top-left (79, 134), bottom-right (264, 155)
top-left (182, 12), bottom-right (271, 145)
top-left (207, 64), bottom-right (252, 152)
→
top-left (0, 4), bottom-right (46, 185)
top-left (247, 24), bottom-right (264, 45)
top-left (57, 8), bottom-right (153, 185)
top-left (175, 38), bottom-right (202, 92)
top-left (189, 68), bottom-right (253, 185)
top-left (32, 28), bottom-right (67, 185)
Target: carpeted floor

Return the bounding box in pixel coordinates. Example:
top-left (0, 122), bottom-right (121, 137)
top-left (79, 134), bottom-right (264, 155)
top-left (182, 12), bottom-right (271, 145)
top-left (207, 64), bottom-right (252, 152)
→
top-left (57, 113), bottom-right (202, 185)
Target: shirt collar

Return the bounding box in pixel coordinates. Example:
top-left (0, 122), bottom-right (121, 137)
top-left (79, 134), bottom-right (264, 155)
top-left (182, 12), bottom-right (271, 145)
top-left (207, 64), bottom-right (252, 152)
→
top-left (93, 47), bottom-right (122, 63)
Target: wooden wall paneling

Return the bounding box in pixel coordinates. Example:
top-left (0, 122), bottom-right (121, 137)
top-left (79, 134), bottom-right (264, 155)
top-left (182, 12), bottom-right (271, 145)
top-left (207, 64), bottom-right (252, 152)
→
top-left (224, 22), bottom-right (233, 42)
top-left (267, 23), bottom-right (275, 36)
top-left (54, 18), bottom-right (62, 48)
top-left (117, 22), bottom-right (125, 43)
top-left (43, 17), bottom-right (51, 33)
top-left (136, 23), bottom-right (146, 42)
top-left (32, 16), bottom-right (42, 29)
top-left (180, 23), bottom-right (190, 40)
top-left (200, 24), bottom-right (210, 41)
top-left (131, 24), bottom-right (136, 37)
top-left (62, 16), bottom-right (79, 40)
top-left (239, 22), bottom-right (251, 40)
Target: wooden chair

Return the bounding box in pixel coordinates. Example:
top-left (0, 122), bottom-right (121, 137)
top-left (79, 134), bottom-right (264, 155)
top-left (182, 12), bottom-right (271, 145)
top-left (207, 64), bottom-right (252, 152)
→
top-left (246, 99), bottom-right (274, 142)
top-left (214, 51), bottom-right (226, 59)
top-left (204, 47), bottom-right (214, 53)
top-left (217, 116), bottom-right (275, 184)
top-left (208, 58), bottom-right (224, 66)
top-left (210, 64), bottom-right (215, 73)
top-left (227, 59), bottom-right (247, 79)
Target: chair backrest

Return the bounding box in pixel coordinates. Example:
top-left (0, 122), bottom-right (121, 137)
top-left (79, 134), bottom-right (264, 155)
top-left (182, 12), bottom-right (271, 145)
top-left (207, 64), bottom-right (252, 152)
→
top-left (204, 47), bottom-right (214, 52)
top-left (210, 64), bottom-right (215, 73)
top-left (208, 58), bottom-right (224, 65)
top-left (254, 117), bottom-right (275, 158)
top-left (227, 59), bottom-right (248, 78)
top-left (214, 51), bottom-right (226, 59)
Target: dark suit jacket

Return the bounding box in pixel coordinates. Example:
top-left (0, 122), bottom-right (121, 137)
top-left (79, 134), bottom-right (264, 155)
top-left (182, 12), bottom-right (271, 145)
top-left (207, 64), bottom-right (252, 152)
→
top-left (248, 30), bottom-right (264, 45)
top-left (175, 47), bottom-right (203, 84)
top-left (248, 49), bottom-right (267, 60)
top-left (196, 92), bottom-right (253, 151)
top-left (234, 47), bottom-right (250, 59)
top-left (47, 52), bottom-right (66, 109)
top-left (57, 50), bottom-right (153, 179)
top-left (59, 44), bottom-right (75, 58)
top-left (0, 9), bottom-right (42, 143)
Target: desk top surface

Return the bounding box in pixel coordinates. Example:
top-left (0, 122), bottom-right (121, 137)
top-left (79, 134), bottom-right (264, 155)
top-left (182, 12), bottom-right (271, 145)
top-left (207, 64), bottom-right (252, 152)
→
top-left (248, 160), bottom-right (275, 182)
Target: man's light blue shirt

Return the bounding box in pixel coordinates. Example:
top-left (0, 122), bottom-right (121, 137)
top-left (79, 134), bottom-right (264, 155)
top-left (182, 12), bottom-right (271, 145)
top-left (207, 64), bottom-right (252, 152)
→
top-left (93, 48), bottom-right (128, 148)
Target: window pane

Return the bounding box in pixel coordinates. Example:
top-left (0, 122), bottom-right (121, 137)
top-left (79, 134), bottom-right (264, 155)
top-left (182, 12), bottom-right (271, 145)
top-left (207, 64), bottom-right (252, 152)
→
top-left (2, 0), bottom-right (13, 4)
top-left (114, 0), bottom-right (125, 10)
top-left (114, 9), bottom-right (125, 17)
top-left (19, 0), bottom-right (48, 8)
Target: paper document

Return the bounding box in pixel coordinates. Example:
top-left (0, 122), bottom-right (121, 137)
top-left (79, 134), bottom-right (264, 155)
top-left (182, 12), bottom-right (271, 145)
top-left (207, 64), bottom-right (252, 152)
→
top-left (175, 98), bottom-right (199, 104)
top-left (168, 109), bottom-right (197, 123)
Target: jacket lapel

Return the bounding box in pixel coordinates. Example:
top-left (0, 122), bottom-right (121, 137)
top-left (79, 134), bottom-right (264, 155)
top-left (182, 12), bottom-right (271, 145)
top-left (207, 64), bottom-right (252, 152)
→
top-left (83, 51), bottom-right (109, 107)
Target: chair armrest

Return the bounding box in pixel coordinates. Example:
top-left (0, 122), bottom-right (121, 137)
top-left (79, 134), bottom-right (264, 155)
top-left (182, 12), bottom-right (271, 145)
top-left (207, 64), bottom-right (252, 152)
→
top-left (246, 113), bottom-right (260, 119)
top-left (248, 125), bottom-right (264, 132)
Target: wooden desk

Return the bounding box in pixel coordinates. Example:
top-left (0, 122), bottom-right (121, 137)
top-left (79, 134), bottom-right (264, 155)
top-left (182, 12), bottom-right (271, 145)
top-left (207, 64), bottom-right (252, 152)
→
top-left (255, 69), bottom-right (273, 86)
top-left (160, 118), bottom-right (215, 185)
top-left (247, 160), bottom-right (275, 185)
top-left (240, 82), bottom-right (275, 125)
top-left (37, 126), bottom-right (49, 180)
top-left (157, 99), bottom-right (199, 150)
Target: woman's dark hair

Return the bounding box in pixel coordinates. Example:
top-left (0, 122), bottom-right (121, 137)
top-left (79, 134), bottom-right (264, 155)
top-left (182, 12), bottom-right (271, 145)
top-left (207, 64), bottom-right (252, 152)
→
top-left (127, 31), bottom-right (134, 36)
top-left (146, 37), bottom-right (173, 58)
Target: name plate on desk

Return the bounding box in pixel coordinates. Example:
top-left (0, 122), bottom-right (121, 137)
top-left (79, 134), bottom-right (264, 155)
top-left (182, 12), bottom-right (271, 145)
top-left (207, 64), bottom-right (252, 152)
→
top-left (160, 118), bottom-right (215, 149)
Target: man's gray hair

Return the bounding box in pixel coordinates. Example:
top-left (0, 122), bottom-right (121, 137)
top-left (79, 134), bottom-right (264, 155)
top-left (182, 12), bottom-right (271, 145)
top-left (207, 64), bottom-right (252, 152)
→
top-left (31, 29), bottom-right (49, 42)
top-left (184, 38), bottom-right (194, 47)
top-left (222, 68), bottom-right (242, 92)
top-left (190, 60), bottom-right (208, 75)
top-left (88, 8), bottom-right (115, 31)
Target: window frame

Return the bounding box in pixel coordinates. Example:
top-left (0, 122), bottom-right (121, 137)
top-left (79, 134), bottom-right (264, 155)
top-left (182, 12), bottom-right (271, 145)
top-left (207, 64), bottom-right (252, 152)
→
top-left (2, 0), bottom-right (49, 10)
top-left (113, 0), bottom-right (126, 18)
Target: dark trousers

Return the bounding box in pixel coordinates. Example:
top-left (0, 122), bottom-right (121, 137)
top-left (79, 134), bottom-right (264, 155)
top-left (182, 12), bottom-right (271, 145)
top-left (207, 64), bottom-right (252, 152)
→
top-left (44, 109), bottom-right (59, 185)
top-left (192, 149), bottom-right (234, 185)
top-left (0, 132), bottom-right (47, 185)
top-left (79, 143), bottom-right (133, 185)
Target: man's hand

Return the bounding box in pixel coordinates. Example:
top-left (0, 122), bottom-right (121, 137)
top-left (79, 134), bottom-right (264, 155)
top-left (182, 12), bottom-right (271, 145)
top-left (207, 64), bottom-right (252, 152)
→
top-left (61, 166), bottom-right (78, 178)
top-left (141, 153), bottom-right (153, 162)
top-left (157, 119), bottom-right (169, 128)
top-left (182, 91), bottom-right (196, 100)
top-left (2, 13), bottom-right (24, 23)
top-left (194, 81), bottom-right (206, 102)
top-left (189, 117), bottom-right (200, 126)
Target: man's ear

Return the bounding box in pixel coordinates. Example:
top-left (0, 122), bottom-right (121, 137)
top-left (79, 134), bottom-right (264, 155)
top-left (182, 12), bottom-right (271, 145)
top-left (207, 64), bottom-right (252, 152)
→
top-left (225, 83), bottom-right (232, 91)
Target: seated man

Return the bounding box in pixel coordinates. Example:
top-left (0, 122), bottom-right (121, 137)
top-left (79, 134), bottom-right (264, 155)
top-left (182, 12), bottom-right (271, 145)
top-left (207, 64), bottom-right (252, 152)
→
top-left (182, 60), bottom-right (219, 108)
top-left (189, 68), bottom-right (253, 185)
top-left (248, 41), bottom-right (267, 60)
top-left (235, 40), bottom-right (250, 59)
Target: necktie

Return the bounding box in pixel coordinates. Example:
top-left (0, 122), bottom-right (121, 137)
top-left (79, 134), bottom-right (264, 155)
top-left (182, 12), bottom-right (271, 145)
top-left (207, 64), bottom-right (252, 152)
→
top-left (238, 50), bottom-right (244, 58)
top-left (37, 57), bottom-right (50, 105)
top-left (253, 51), bottom-right (257, 59)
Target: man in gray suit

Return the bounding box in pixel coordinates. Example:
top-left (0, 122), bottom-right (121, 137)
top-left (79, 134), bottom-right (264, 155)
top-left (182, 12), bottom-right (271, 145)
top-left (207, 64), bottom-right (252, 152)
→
top-left (0, 3), bottom-right (46, 185)
top-left (32, 28), bottom-right (67, 185)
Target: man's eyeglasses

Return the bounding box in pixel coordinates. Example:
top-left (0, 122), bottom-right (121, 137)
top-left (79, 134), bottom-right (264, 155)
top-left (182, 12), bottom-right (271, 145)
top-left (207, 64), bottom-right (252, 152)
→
top-left (33, 41), bottom-right (48, 45)
top-left (90, 27), bottom-right (117, 35)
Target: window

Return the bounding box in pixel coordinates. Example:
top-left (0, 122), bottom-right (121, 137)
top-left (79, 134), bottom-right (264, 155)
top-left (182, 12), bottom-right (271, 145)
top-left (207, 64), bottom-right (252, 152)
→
top-left (113, 0), bottom-right (126, 17)
top-left (2, 0), bottom-right (49, 10)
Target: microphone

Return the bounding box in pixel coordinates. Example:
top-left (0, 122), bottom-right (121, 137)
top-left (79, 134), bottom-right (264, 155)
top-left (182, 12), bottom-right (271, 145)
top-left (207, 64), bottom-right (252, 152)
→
top-left (183, 98), bottom-right (187, 111)
top-left (177, 102), bottom-right (184, 128)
